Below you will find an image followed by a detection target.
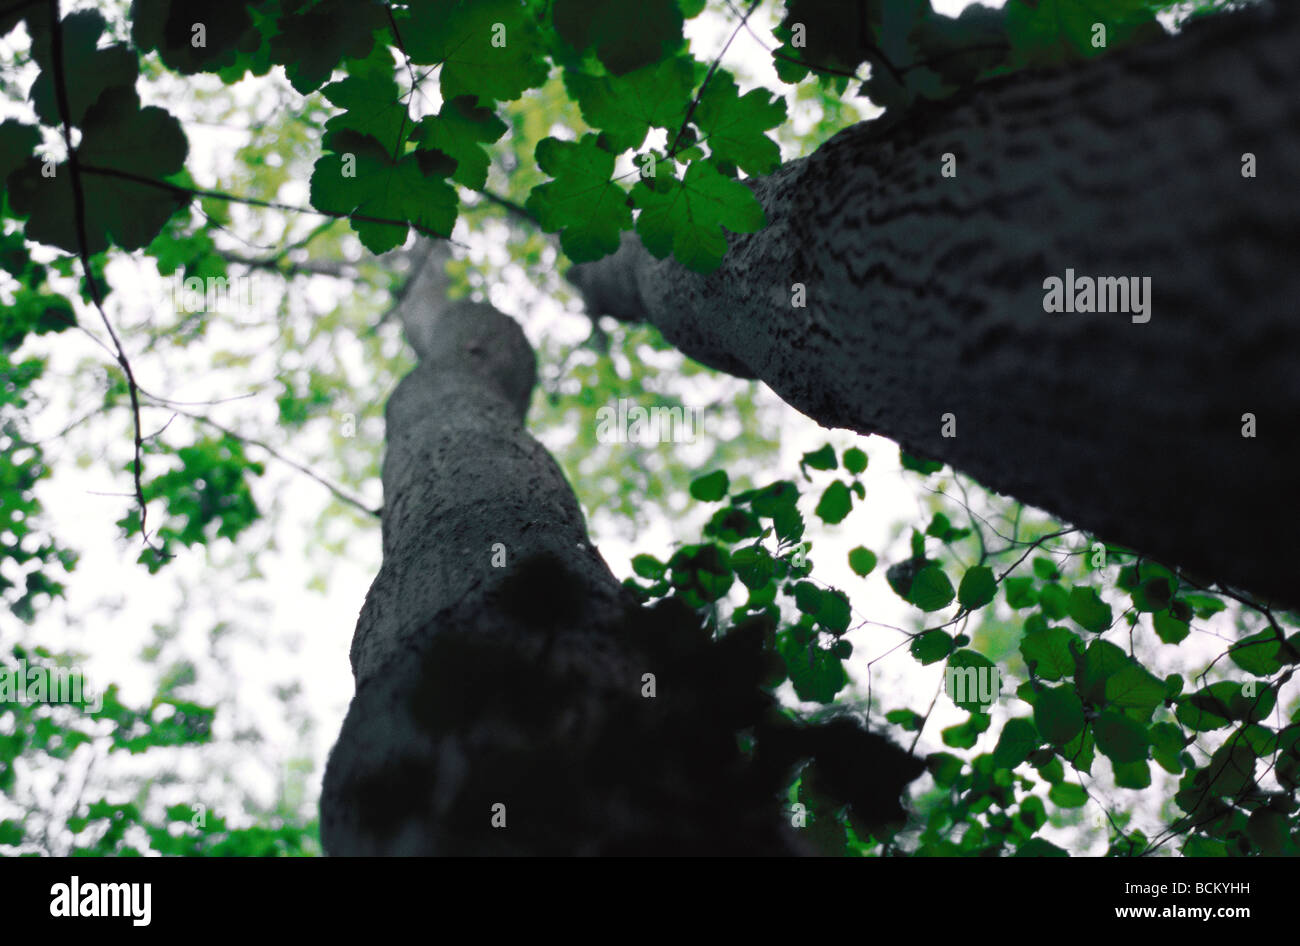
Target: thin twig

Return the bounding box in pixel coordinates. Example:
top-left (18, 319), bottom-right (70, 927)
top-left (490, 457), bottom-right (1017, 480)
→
top-left (76, 163), bottom-right (458, 244)
top-left (45, 0), bottom-right (159, 554)
top-left (150, 401), bottom-right (380, 519)
top-left (666, 0), bottom-right (762, 160)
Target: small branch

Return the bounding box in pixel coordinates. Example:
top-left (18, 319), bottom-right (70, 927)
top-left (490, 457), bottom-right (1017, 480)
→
top-left (75, 163), bottom-right (454, 243)
top-left (384, 1), bottom-right (418, 157)
top-left (995, 528), bottom-right (1077, 583)
top-left (217, 250), bottom-right (356, 278)
top-left (46, 0), bottom-right (159, 555)
top-left (151, 402), bottom-right (381, 519)
top-left (470, 186), bottom-right (540, 228)
top-left (666, 0), bottom-right (761, 160)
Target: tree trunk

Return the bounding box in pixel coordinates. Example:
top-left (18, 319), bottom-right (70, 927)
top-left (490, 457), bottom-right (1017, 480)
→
top-left (569, 2), bottom-right (1300, 609)
top-left (319, 262), bottom-right (814, 855)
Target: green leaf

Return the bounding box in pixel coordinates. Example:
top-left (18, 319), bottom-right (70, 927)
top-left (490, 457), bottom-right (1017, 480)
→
top-left (927, 752), bottom-right (963, 786)
top-left (911, 629), bottom-right (954, 665)
top-left (739, 480), bottom-right (796, 516)
top-left (130, 0), bottom-right (261, 76)
top-left (1017, 795), bottom-right (1047, 832)
top-left (118, 435), bottom-right (265, 569)
top-left (1016, 837), bottom-right (1069, 856)
top-left (847, 546), bottom-right (877, 577)
top-left (1035, 754), bottom-right (1065, 784)
top-left (772, 504), bottom-right (804, 545)
top-left (800, 444), bottom-right (837, 471)
top-left (1153, 610), bottom-right (1190, 644)
top-left (268, 0), bottom-right (382, 94)
top-left (993, 717), bottom-right (1040, 770)
top-left (793, 581), bottom-right (822, 616)
top-left (703, 506), bottom-right (761, 543)
top-left (1202, 742), bottom-right (1256, 799)
top-left (778, 633), bottom-right (847, 703)
top-left (1150, 721), bottom-right (1186, 774)
top-left (9, 88), bottom-right (188, 254)
top-left (1019, 625), bottom-right (1080, 682)
top-left (310, 132), bottom-right (457, 253)
top-left (688, 469), bottom-right (729, 502)
top-left (842, 447), bottom-right (867, 474)
top-left (925, 512), bottom-right (967, 541)
top-left (941, 711), bottom-right (990, 749)
top-left (1175, 695), bottom-right (1230, 733)
top-left (1228, 630), bottom-right (1283, 676)
top-left (1038, 582), bottom-right (1067, 620)
top-left (958, 565), bottom-right (996, 610)
top-left (1182, 592), bottom-right (1226, 619)
top-left (1006, 0), bottom-right (1160, 65)
top-left (1130, 575), bottom-right (1175, 613)
top-left (899, 449), bottom-right (942, 475)
top-left (1032, 556), bottom-right (1060, 581)
top-left (0, 819), bottom-right (23, 846)
top-left (553, 0), bottom-right (684, 76)
top-left (815, 588), bottom-right (851, 635)
top-left (526, 134), bottom-right (632, 263)
top-left (814, 481), bottom-right (852, 524)
top-left (564, 56), bottom-right (696, 153)
top-left (1034, 686), bottom-right (1084, 746)
top-left (0, 291), bottom-right (76, 350)
top-left (886, 708), bottom-right (925, 731)
top-left (1103, 664), bottom-right (1165, 718)
top-left (1075, 639), bottom-right (1129, 704)
top-left (1246, 807), bottom-right (1291, 856)
top-left (730, 545), bottom-right (773, 590)
top-left (0, 121), bottom-right (39, 191)
top-left (691, 71), bottom-right (787, 175)
top-left (908, 565), bottom-right (954, 612)
top-left (321, 58), bottom-right (411, 156)
top-left (1047, 781), bottom-right (1088, 808)
top-left (1004, 576), bottom-right (1037, 609)
top-left (631, 554), bottom-right (664, 580)
top-left (1181, 836), bottom-right (1227, 857)
top-left (1181, 681), bottom-right (1276, 727)
top-left (632, 159), bottom-right (766, 273)
top-left (1112, 759), bottom-right (1151, 790)
top-left (1094, 711), bottom-right (1149, 764)
top-left (790, 581), bottom-right (849, 634)
top-left (29, 11), bottom-right (138, 127)
top-left (405, 0), bottom-right (549, 101)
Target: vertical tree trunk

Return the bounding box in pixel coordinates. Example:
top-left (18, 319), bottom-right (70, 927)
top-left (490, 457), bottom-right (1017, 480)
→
top-left (319, 270), bottom-right (807, 855)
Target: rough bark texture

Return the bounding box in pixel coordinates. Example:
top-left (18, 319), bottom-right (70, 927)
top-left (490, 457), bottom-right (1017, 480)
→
top-left (319, 255), bottom-right (839, 855)
top-left (570, 3), bottom-right (1300, 609)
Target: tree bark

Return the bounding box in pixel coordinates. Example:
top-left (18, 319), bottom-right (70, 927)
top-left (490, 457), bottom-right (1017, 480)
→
top-left (319, 256), bottom-right (817, 855)
top-left (569, 2), bottom-right (1300, 609)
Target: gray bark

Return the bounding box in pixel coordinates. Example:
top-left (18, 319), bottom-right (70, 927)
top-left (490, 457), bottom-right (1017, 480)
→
top-left (319, 249), bottom-right (814, 855)
top-left (570, 2), bottom-right (1300, 609)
